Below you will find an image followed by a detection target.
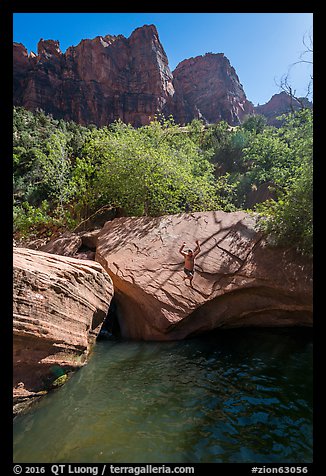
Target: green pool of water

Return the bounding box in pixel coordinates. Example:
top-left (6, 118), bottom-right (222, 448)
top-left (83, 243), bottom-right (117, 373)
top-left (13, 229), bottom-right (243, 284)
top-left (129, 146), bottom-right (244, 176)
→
top-left (13, 328), bottom-right (313, 463)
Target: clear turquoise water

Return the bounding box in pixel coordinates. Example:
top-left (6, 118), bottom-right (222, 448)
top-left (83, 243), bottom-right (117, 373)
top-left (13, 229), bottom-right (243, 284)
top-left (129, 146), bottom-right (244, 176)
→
top-left (13, 328), bottom-right (313, 463)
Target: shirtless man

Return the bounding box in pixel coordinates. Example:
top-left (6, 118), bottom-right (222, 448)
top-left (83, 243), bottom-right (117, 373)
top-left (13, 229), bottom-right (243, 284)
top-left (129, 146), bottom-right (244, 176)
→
top-left (179, 240), bottom-right (201, 286)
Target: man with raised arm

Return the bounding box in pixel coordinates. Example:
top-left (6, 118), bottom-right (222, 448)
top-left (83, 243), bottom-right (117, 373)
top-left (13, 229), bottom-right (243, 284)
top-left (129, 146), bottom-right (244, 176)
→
top-left (179, 240), bottom-right (201, 287)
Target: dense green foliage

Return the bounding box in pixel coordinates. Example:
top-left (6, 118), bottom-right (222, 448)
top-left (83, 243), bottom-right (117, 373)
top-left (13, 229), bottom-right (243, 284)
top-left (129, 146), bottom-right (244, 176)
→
top-left (255, 110), bottom-right (313, 256)
top-left (13, 106), bottom-right (312, 255)
top-left (13, 107), bottom-right (93, 235)
top-left (81, 118), bottom-right (218, 216)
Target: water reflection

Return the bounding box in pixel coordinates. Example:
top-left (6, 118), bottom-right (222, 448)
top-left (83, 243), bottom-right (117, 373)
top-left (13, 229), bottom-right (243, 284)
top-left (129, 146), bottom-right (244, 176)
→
top-left (13, 328), bottom-right (313, 463)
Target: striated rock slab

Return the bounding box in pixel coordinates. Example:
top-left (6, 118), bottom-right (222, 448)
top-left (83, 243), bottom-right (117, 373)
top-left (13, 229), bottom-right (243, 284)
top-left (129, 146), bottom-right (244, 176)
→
top-left (95, 211), bottom-right (312, 340)
top-left (37, 230), bottom-right (101, 260)
top-left (13, 248), bottom-right (113, 414)
top-left (39, 232), bottom-right (82, 256)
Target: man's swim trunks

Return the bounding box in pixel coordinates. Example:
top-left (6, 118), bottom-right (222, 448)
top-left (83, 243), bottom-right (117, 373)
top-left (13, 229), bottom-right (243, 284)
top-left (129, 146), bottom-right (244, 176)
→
top-left (184, 268), bottom-right (194, 277)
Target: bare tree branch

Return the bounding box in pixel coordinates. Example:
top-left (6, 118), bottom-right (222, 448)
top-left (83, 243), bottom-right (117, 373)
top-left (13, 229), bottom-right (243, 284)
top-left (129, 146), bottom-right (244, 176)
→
top-left (274, 32), bottom-right (313, 108)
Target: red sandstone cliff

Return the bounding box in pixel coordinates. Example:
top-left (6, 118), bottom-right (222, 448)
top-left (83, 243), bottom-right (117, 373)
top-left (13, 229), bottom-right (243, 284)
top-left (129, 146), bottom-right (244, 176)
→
top-left (13, 25), bottom-right (253, 127)
top-left (13, 25), bottom-right (175, 127)
top-left (254, 91), bottom-right (313, 126)
top-left (169, 53), bottom-right (254, 125)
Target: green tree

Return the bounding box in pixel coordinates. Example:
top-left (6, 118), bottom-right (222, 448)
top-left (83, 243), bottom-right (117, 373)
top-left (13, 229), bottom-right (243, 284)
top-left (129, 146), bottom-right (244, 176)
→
top-left (256, 109), bottom-right (313, 255)
top-left (68, 156), bottom-right (96, 221)
top-left (82, 118), bottom-right (218, 216)
top-left (40, 131), bottom-right (73, 218)
top-left (203, 121), bottom-right (251, 175)
top-left (241, 114), bottom-right (267, 134)
top-left (13, 106), bottom-right (312, 256)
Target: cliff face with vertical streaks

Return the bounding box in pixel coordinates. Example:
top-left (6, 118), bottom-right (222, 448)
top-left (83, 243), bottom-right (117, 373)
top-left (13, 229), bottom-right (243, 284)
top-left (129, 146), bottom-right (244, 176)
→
top-left (169, 53), bottom-right (254, 124)
top-left (13, 24), bottom-right (254, 126)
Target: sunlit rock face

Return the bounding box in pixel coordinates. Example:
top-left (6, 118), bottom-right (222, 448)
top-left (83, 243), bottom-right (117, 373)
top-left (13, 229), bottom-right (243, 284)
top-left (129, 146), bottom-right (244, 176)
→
top-left (169, 53), bottom-right (254, 125)
top-left (254, 91), bottom-right (313, 126)
top-left (13, 25), bottom-right (175, 127)
top-left (13, 248), bottom-right (113, 413)
top-left (95, 211), bottom-right (312, 341)
top-left (13, 25), bottom-right (253, 127)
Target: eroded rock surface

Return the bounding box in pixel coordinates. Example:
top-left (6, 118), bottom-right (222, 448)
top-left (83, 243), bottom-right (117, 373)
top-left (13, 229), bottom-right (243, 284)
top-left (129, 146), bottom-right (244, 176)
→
top-left (170, 53), bottom-right (254, 125)
top-left (13, 248), bottom-right (113, 414)
top-left (254, 91), bottom-right (313, 126)
top-left (95, 211), bottom-right (312, 340)
top-left (13, 25), bottom-right (175, 127)
top-left (13, 25), bottom-right (253, 127)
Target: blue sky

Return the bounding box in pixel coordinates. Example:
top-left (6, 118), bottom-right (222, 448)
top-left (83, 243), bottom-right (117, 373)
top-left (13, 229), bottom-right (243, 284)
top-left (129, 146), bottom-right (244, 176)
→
top-left (13, 13), bottom-right (313, 106)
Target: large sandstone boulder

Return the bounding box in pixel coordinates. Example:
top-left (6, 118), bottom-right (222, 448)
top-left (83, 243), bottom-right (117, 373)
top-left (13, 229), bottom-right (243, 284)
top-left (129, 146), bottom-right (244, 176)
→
top-left (39, 231), bottom-right (82, 256)
top-left (13, 248), bottom-right (113, 414)
top-left (38, 230), bottom-right (99, 260)
top-left (95, 211), bottom-right (312, 340)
